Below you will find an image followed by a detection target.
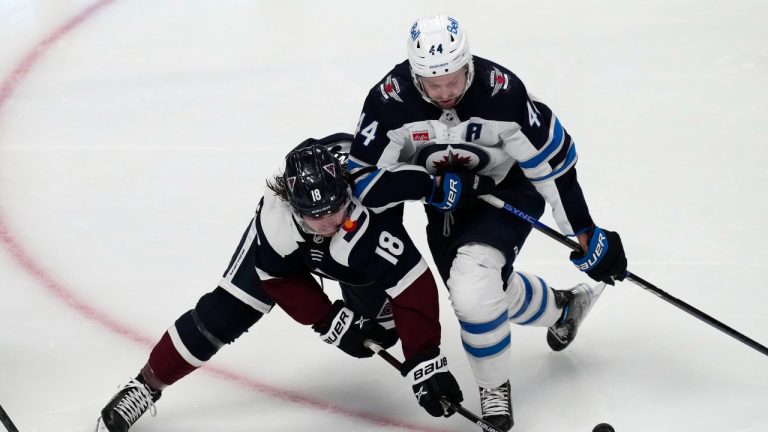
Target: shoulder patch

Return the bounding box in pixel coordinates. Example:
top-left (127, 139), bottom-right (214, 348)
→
top-left (489, 66), bottom-right (510, 97)
top-left (378, 74), bottom-right (403, 103)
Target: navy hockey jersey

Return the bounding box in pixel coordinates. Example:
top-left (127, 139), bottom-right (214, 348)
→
top-left (251, 190), bottom-right (440, 358)
top-left (349, 56), bottom-right (594, 236)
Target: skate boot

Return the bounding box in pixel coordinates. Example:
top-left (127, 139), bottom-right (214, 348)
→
top-left (547, 282), bottom-right (606, 351)
top-left (95, 378), bottom-right (161, 432)
top-left (479, 380), bottom-right (513, 431)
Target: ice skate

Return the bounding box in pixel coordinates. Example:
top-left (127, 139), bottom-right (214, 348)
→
top-left (479, 380), bottom-right (513, 431)
top-left (547, 282), bottom-right (606, 351)
top-left (95, 378), bottom-right (161, 432)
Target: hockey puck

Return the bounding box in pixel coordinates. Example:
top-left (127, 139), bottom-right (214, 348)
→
top-left (593, 423), bottom-right (615, 432)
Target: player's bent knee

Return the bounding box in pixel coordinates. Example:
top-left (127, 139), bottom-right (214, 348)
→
top-left (447, 243), bottom-right (507, 321)
top-left (195, 287), bottom-right (265, 344)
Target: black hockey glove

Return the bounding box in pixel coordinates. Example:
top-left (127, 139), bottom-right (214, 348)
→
top-left (570, 226), bottom-right (627, 285)
top-left (427, 172), bottom-right (495, 212)
top-left (401, 348), bottom-right (463, 417)
top-left (313, 300), bottom-right (398, 358)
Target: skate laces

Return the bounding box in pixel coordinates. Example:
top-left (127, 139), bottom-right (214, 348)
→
top-left (114, 379), bottom-right (158, 424)
top-left (480, 383), bottom-right (510, 416)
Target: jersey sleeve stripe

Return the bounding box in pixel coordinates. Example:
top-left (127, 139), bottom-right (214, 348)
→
top-left (518, 117), bottom-right (564, 169)
top-left (526, 144), bottom-right (578, 183)
top-left (384, 258), bottom-right (429, 298)
top-left (218, 278), bottom-right (273, 314)
top-left (352, 168), bottom-right (383, 199)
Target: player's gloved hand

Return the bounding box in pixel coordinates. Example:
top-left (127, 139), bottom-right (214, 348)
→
top-left (427, 172), bottom-right (495, 212)
top-left (313, 300), bottom-right (398, 358)
top-left (401, 348), bottom-right (463, 417)
top-left (570, 226), bottom-right (627, 285)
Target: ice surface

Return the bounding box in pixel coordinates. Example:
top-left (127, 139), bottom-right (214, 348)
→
top-left (0, 1), bottom-right (766, 431)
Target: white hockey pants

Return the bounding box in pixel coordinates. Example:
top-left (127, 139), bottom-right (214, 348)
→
top-left (447, 243), bottom-right (563, 388)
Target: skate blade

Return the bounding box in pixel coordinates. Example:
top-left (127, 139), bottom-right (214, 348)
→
top-left (582, 282), bottom-right (607, 317)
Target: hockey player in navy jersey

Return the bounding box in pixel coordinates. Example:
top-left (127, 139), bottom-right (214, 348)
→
top-left (95, 134), bottom-right (463, 432)
top-left (348, 14), bottom-right (628, 431)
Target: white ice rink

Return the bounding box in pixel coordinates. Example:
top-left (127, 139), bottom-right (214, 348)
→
top-left (1, 1), bottom-right (767, 431)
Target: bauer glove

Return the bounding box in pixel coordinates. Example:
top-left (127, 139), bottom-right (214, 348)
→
top-left (570, 226), bottom-right (627, 285)
top-left (427, 172), bottom-right (495, 212)
top-left (401, 348), bottom-right (463, 417)
top-left (313, 300), bottom-right (397, 358)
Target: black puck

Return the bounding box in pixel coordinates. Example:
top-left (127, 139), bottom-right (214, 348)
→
top-left (593, 423), bottom-right (615, 432)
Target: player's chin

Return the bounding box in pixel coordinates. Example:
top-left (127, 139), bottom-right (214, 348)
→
top-left (320, 226), bottom-right (341, 237)
top-left (437, 98), bottom-right (458, 109)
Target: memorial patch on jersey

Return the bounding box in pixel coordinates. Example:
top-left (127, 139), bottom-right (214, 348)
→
top-left (378, 75), bottom-right (403, 103)
top-left (310, 249), bottom-right (324, 261)
top-left (490, 67), bottom-right (510, 97)
top-left (411, 130), bottom-right (430, 141)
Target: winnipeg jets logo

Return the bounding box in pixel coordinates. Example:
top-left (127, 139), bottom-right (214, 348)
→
top-left (416, 144), bottom-right (490, 175)
top-left (432, 149), bottom-right (472, 172)
top-left (490, 67), bottom-right (510, 97)
top-left (378, 75), bottom-right (403, 103)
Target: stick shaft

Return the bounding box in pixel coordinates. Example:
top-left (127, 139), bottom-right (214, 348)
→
top-left (0, 404), bottom-right (19, 432)
top-left (479, 194), bottom-right (768, 357)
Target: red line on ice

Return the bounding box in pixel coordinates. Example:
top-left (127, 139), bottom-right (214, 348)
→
top-left (0, 2), bottom-right (450, 431)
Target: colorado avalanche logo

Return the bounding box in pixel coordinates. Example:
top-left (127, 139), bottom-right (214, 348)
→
top-left (378, 75), bottom-right (403, 103)
top-left (490, 67), bottom-right (510, 97)
top-left (286, 176), bottom-right (297, 191)
top-left (415, 144), bottom-right (490, 175)
top-left (377, 299), bottom-right (393, 320)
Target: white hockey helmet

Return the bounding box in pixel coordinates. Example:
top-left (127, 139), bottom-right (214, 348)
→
top-left (407, 14), bottom-right (474, 102)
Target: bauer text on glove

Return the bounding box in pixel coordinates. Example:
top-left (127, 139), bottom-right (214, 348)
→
top-left (313, 300), bottom-right (398, 358)
top-left (401, 348), bottom-right (463, 417)
top-left (570, 226), bottom-right (627, 285)
top-left (426, 172), bottom-right (495, 212)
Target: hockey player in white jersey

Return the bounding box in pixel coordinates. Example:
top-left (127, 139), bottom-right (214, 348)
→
top-left (348, 14), bottom-right (628, 431)
top-left (95, 134), bottom-right (463, 431)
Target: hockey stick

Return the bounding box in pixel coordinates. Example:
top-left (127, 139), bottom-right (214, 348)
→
top-left (0, 404), bottom-right (19, 432)
top-left (364, 341), bottom-right (502, 432)
top-left (479, 194), bottom-right (768, 358)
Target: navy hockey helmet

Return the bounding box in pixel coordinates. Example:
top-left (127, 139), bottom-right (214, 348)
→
top-left (283, 144), bottom-right (349, 218)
